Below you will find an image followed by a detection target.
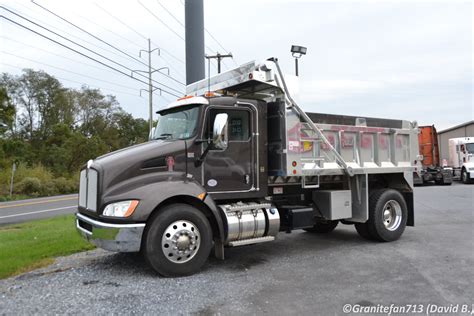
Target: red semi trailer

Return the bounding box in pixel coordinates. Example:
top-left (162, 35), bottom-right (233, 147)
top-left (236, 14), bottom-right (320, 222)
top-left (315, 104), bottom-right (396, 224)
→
top-left (415, 125), bottom-right (452, 185)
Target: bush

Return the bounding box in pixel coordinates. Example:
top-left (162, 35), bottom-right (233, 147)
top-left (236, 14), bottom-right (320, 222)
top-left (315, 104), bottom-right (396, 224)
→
top-left (52, 177), bottom-right (77, 194)
top-left (40, 180), bottom-right (57, 196)
top-left (15, 177), bottom-right (41, 196)
top-left (0, 164), bottom-right (78, 198)
top-left (14, 164), bottom-right (53, 184)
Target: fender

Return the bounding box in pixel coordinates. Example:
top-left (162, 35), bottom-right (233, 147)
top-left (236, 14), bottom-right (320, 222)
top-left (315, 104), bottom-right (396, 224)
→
top-left (100, 171), bottom-right (225, 242)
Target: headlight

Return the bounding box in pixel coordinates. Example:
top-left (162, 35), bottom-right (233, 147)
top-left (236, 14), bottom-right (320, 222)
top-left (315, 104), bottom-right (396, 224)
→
top-left (103, 200), bottom-right (139, 217)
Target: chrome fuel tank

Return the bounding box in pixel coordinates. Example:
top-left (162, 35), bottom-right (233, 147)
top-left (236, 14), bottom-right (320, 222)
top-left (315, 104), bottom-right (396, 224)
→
top-left (219, 202), bottom-right (280, 244)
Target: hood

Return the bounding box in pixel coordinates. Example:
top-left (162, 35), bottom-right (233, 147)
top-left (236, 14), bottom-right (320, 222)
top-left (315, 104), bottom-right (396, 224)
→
top-left (92, 140), bottom-right (186, 190)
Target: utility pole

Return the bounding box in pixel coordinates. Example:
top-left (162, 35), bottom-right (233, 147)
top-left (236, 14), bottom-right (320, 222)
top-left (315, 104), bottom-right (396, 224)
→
top-left (185, 0), bottom-right (205, 84)
top-left (132, 38), bottom-right (168, 133)
top-left (205, 53), bottom-right (233, 74)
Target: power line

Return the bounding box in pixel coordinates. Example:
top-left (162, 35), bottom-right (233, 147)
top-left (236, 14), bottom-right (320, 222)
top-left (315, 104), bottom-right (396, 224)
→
top-left (30, 0), bottom-right (185, 86)
top-left (151, 1), bottom-right (233, 70)
top-left (95, 2), bottom-right (149, 41)
top-left (176, 0), bottom-right (238, 68)
top-left (94, 0), bottom-right (187, 82)
top-left (1, 7), bottom-right (184, 96)
top-left (75, 12), bottom-right (144, 50)
top-left (93, 3), bottom-right (187, 78)
top-left (137, 0), bottom-right (185, 41)
top-left (1, 35), bottom-right (123, 77)
top-left (8, 2), bottom-right (138, 65)
top-left (0, 14), bottom-right (182, 98)
top-left (135, 1), bottom-right (217, 73)
top-left (1, 63), bottom-right (144, 98)
top-left (2, 51), bottom-right (139, 92)
top-left (31, 0), bottom-right (152, 69)
top-left (156, 0), bottom-right (184, 27)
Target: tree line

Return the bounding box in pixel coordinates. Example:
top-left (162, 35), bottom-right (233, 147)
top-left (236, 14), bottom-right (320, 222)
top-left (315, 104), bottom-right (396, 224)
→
top-left (0, 69), bottom-right (149, 198)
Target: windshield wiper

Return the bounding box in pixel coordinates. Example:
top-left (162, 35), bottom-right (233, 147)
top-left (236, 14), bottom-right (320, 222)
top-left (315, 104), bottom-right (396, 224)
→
top-left (154, 133), bottom-right (173, 140)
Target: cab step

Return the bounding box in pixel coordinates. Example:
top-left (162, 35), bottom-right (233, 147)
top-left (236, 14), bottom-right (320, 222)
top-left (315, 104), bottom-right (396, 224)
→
top-left (228, 236), bottom-right (275, 247)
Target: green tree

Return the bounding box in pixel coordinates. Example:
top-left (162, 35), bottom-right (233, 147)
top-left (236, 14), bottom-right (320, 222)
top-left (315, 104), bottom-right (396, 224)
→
top-left (0, 83), bottom-right (16, 136)
top-left (1, 69), bottom-right (151, 196)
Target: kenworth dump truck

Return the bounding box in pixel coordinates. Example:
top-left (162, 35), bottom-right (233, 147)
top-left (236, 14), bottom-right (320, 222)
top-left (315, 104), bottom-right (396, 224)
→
top-left (76, 58), bottom-right (418, 277)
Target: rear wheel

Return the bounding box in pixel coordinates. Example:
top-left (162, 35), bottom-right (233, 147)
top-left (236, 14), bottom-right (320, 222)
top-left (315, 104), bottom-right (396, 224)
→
top-left (354, 189), bottom-right (407, 242)
top-left (355, 222), bottom-right (371, 240)
top-left (143, 203), bottom-right (213, 277)
top-left (304, 220), bottom-right (338, 233)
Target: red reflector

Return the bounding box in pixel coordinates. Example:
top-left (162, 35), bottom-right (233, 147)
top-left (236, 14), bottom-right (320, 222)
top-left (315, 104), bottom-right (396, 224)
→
top-left (166, 156), bottom-right (175, 171)
top-left (292, 170), bottom-right (297, 175)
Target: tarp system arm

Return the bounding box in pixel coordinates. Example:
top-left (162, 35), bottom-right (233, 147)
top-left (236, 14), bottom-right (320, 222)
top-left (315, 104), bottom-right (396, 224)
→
top-left (267, 57), bottom-right (354, 177)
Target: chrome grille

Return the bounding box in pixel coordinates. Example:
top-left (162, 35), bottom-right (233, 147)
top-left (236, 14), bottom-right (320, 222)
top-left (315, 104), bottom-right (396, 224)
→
top-left (78, 168), bottom-right (98, 211)
top-left (79, 170), bottom-right (87, 208)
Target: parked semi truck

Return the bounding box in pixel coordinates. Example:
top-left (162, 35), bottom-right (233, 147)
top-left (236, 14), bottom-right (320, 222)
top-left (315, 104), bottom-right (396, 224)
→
top-left (414, 125), bottom-right (452, 185)
top-left (76, 58), bottom-right (418, 276)
top-left (448, 137), bottom-right (474, 184)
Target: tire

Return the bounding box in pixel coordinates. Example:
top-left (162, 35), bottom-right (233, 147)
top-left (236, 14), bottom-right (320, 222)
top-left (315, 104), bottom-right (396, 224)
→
top-left (355, 189), bottom-right (408, 242)
top-left (461, 169), bottom-right (471, 184)
top-left (354, 222), bottom-right (371, 240)
top-left (304, 220), bottom-right (338, 233)
top-left (143, 203), bottom-right (213, 277)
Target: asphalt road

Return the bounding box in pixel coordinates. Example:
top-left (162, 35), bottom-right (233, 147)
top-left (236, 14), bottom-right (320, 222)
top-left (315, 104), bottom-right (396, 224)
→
top-left (0, 183), bottom-right (473, 315)
top-left (0, 194), bottom-right (77, 225)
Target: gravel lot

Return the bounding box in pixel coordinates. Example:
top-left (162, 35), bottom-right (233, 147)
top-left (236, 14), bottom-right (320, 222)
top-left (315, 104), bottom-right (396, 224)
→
top-left (1, 183), bottom-right (473, 315)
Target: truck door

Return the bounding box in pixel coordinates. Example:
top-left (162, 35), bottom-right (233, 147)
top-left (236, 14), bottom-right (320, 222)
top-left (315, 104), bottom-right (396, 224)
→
top-left (202, 106), bottom-right (256, 193)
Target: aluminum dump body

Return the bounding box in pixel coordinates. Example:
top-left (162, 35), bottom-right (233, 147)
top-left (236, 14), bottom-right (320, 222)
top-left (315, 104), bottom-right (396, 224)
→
top-left (187, 59), bottom-right (419, 178)
top-left (268, 104), bottom-right (418, 177)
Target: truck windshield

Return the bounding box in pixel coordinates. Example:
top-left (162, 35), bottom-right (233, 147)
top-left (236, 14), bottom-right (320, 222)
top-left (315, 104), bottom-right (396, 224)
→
top-left (153, 105), bottom-right (200, 140)
top-left (466, 143), bottom-right (474, 153)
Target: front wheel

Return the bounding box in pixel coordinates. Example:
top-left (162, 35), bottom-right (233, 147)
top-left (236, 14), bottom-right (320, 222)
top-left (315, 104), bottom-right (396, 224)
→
top-left (143, 203), bottom-right (213, 277)
top-left (461, 169), bottom-right (471, 184)
top-left (355, 189), bottom-right (407, 242)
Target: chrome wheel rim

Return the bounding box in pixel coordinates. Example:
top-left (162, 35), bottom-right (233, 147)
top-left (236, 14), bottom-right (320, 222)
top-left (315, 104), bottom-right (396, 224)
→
top-left (382, 200), bottom-right (402, 231)
top-left (161, 220), bottom-right (201, 264)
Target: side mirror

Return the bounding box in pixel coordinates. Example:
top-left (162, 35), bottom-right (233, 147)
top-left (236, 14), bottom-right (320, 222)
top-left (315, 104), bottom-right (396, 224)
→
top-left (148, 127), bottom-right (155, 140)
top-left (212, 113), bottom-right (228, 150)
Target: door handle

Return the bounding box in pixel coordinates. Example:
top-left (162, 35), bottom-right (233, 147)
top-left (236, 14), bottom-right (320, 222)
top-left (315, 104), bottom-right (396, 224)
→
top-left (244, 174), bottom-right (250, 184)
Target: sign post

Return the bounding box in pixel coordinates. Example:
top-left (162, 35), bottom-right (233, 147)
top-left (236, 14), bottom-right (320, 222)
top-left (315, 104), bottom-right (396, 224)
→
top-left (9, 162), bottom-right (16, 198)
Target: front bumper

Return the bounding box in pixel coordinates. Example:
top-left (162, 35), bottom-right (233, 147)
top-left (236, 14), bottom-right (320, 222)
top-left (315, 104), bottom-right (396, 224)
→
top-left (76, 212), bottom-right (145, 252)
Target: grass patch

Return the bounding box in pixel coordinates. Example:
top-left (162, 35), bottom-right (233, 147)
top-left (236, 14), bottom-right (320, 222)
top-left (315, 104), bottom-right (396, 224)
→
top-left (0, 194), bottom-right (31, 202)
top-left (0, 215), bottom-right (95, 279)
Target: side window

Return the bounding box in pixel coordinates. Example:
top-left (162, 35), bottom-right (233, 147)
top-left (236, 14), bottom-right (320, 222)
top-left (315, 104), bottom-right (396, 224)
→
top-left (205, 109), bottom-right (250, 142)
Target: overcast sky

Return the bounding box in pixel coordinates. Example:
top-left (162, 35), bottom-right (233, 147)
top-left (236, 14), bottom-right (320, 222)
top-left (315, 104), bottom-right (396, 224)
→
top-left (1, 0), bottom-right (472, 130)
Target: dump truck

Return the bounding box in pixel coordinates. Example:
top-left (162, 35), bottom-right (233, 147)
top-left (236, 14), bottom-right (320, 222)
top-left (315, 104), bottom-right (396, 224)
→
top-left (414, 125), bottom-right (452, 185)
top-left (448, 137), bottom-right (474, 184)
top-left (76, 58), bottom-right (418, 277)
